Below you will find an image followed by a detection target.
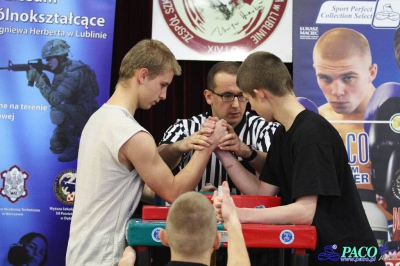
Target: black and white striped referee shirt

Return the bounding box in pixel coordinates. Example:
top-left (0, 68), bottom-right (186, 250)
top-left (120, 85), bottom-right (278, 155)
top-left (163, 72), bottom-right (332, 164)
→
top-left (159, 110), bottom-right (280, 194)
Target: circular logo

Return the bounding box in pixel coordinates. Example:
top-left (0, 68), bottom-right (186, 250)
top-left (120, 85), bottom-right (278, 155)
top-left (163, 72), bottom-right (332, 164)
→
top-left (151, 227), bottom-right (163, 242)
top-left (53, 169), bottom-right (76, 205)
top-left (158, 0), bottom-right (288, 54)
top-left (390, 113), bottom-right (400, 133)
top-left (391, 169), bottom-right (400, 200)
top-left (279, 229), bottom-right (294, 244)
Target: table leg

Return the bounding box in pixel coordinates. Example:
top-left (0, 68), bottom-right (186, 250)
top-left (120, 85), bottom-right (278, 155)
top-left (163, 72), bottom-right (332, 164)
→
top-left (291, 249), bottom-right (309, 266)
top-left (134, 246), bottom-right (151, 266)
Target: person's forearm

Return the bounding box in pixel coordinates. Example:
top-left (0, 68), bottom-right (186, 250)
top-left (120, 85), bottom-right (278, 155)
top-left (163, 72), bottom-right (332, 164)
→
top-left (165, 146), bottom-right (214, 203)
top-left (215, 150), bottom-right (261, 194)
top-left (248, 151), bottom-right (267, 174)
top-left (158, 143), bottom-right (184, 170)
top-left (237, 199), bottom-right (316, 225)
top-left (141, 184), bottom-right (155, 204)
top-left (226, 219), bottom-right (250, 266)
top-left (235, 142), bottom-right (267, 174)
top-left (161, 122), bottom-right (227, 203)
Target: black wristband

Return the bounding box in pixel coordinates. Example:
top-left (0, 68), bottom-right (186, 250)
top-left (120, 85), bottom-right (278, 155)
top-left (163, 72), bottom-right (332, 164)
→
top-left (242, 145), bottom-right (257, 161)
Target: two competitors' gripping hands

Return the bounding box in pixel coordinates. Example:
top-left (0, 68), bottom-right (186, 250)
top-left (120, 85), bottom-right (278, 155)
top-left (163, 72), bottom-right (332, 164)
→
top-left (176, 116), bottom-right (228, 154)
top-left (208, 118), bottom-right (229, 149)
top-left (204, 117), bottom-right (252, 159)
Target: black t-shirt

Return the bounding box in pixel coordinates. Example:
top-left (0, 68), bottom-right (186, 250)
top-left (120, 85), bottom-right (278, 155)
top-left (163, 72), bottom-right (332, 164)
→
top-left (261, 110), bottom-right (384, 265)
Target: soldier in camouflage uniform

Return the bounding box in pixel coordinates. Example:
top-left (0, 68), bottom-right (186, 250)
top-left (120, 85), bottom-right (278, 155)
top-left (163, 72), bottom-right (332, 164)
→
top-left (27, 39), bottom-right (100, 162)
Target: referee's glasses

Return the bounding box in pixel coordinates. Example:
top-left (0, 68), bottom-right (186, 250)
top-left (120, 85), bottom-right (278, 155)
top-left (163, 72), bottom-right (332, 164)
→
top-left (208, 90), bottom-right (248, 102)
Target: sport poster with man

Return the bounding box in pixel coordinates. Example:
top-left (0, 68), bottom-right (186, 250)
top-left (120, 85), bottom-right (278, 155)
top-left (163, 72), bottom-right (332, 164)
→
top-left (0, 1), bottom-right (116, 265)
top-left (152, 0), bottom-right (293, 62)
top-left (293, 0), bottom-right (400, 263)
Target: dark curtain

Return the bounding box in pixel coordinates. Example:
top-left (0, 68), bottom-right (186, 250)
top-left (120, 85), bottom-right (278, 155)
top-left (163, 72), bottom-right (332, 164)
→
top-left (111, 0), bottom-right (292, 144)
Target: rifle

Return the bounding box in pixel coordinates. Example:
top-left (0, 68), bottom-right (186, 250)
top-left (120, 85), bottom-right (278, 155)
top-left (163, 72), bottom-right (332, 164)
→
top-left (0, 59), bottom-right (50, 86)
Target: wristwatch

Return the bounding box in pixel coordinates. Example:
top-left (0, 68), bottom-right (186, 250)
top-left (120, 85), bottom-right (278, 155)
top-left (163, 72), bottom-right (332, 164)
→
top-left (242, 145), bottom-right (257, 161)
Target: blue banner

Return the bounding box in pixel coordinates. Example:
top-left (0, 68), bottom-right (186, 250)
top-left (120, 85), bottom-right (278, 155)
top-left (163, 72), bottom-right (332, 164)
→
top-left (0, 1), bottom-right (116, 265)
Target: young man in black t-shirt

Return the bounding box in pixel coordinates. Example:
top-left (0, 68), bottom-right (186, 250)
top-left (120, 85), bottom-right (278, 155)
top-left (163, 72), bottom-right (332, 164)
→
top-left (212, 51), bottom-right (384, 265)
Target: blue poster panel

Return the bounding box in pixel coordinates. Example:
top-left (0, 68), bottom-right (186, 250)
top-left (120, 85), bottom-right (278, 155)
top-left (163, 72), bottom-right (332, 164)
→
top-left (294, 0), bottom-right (400, 263)
top-left (0, 1), bottom-right (116, 265)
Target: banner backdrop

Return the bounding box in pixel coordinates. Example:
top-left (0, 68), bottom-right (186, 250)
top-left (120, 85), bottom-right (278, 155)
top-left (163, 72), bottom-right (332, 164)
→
top-left (152, 0), bottom-right (293, 62)
top-left (0, 1), bottom-right (116, 265)
top-left (294, 0), bottom-right (400, 263)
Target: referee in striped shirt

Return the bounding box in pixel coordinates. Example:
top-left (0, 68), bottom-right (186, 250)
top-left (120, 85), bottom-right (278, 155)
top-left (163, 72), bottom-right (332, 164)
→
top-left (158, 61), bottom-right (280, 266)
top-left (158, 61), bottom-right (280, 195)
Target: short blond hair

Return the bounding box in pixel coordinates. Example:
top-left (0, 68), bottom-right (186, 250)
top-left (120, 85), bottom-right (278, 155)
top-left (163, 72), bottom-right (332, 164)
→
top-left (313, 28), bottom-right (372, 64)
top-left (117, 39), bottom-right (181, 84)
top-left (237, 51), bottom-right (293, 97)
top-left (166, 192), bottom-right (217, 256)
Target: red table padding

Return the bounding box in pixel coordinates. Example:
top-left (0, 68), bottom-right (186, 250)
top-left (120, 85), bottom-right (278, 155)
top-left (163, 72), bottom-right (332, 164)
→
top-left (142, 206), bottom-right (170, 220)
top-left (127, 218), bottom-right (316, 251)
top-left (143, 194), bottom-right (281, 220)
top-left (221, 224), bottom-right (317, 250)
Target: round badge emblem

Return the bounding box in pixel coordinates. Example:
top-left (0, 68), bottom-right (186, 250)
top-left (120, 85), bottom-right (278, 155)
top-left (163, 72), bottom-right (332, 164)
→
top-left (391, 170), bottom-right (400, 200)
top-left (279, 229), bottom-right (294, 244)
top-left (53, 169), bottom-right (76, 205)
top-left (152, 227), bottom-right (163, 242)
top-left (158, 0), bottom-right (288, 54)
top-left (389, 113), bottom-right (400, 133)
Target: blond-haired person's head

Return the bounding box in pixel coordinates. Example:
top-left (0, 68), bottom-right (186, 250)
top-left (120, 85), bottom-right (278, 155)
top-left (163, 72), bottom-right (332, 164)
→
top-left (159, 192), bottom-right (220, 265)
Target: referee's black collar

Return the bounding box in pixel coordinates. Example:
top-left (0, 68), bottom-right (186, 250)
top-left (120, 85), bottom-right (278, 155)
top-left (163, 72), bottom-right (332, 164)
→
top-left (205, 109), bottom-right (246, 136)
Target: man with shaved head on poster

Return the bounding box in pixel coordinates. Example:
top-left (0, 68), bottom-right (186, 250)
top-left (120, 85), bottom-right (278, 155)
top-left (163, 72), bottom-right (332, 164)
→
top-left (313, 27), bottom-right (388, 245)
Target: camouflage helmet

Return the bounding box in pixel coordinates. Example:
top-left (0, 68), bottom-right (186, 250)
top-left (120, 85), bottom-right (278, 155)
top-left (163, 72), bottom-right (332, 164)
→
top-left (41, 39), bottom-right (70, 59)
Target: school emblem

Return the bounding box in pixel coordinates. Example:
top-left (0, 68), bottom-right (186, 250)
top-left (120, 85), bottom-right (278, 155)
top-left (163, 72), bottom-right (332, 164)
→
top-left (53, 169), bottom-right (76, 205)
top-left (157, 0), bottom-right (288, 55)
top-left (0, 165), bottom-right (29, 203)
top-left (152, 227), bottom-right (162, 242)
top-left (279, 229), bottom-right (294, 244)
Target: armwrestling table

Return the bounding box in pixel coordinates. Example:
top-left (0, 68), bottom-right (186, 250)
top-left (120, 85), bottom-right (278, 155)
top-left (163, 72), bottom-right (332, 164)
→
top-left (126, 195), bottom-right (317, 266)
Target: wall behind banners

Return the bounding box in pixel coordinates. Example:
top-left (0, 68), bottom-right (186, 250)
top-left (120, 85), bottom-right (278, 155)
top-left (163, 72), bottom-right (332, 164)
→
top-left (293, 0), bottom-right (400, 262)
top-left (0, 1), bottom-right (116, 265)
